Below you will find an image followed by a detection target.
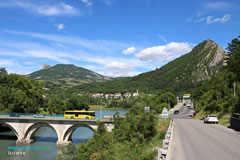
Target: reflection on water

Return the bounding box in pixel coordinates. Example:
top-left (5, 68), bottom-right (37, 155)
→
top-left (0, 110), bottom-right (127, 160)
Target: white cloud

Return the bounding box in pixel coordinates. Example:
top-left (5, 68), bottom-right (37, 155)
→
top-left (102, 71), bottom-right (141, 77)
top-left (55, 24), bottom-right (64, 30)
top-left (204, 1), bottom-right (231, 10)
top-left (0, 29), bottom-right (186, 77)
top-left (122, 47), bottom-right (136, 55)
top-left (158, 34), bottom-right (168, 43)
top-left (3, 29), bottom-right (127, 53)
top-left (206, 14), bottom-right (231, 24)
top-left (24, 61), bottom-right (36, 65)
top-left (0, 1), bottom-right (78, 16)
top-left (135, 42), bottom-right (193, 62)
top-left (105, 61), bottom-right (135, 71)
top-left (23, 50), bottom-right (69, 63)
top-left (83, 65), bottom-right (104, 71)
top-left (101, 0), bottom-right (113, 6)
top-left (81, 0), bottom-right (92, 7)
top-left (187, 1), bottom-right (234, 24)
top-left (195, 17), bottom-right (206, 23)
top-left (0, 59), bottom-right (15, 66)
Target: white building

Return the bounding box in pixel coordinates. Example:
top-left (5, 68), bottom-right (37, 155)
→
top-left (133, 89), bottom-right (139, 97)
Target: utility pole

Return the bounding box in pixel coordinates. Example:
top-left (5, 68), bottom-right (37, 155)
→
top-left (168, 97), bottom-right (170, 109)
top-left (234, 82), bottom-right (236, 108)
top-left (100, 97), bottom-right (102, 121)
top-left (195, 99), bottom-right (197, 111)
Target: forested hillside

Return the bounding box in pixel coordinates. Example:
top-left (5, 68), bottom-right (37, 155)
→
top-left (68, 39), bottom-right (226, 94)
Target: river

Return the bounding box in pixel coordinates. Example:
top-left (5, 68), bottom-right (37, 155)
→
top-left (0, 110), bottom-right (127, 160)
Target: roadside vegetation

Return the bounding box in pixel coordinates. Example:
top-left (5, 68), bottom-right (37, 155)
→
top-left (193, 35), bottom-right (240, 126)
top-left (55, 105), bottom-right (171, 160)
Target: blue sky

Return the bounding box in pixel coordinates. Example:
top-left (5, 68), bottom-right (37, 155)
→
top-left (0, 0), bottom-right (239, 77)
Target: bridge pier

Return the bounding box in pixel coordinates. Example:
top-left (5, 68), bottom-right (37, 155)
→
top-left (16, 139), bottom-right (34, 145)
top-left (57, 140), bottom-right (72, 147)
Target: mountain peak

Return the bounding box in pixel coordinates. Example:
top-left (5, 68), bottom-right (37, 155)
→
top-left (27, 64), bottom-right (112, 87)
top-left (76, 39), bottom-right (227, 93)
top-left (189, 39), bottom-right (226, 82)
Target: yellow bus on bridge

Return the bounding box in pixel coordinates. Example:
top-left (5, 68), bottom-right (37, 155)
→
top-left (64, 110), bottom-right (95, 119)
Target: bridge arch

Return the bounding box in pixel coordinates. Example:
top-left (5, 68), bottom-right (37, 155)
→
top-left (24, 122), bottom-right (60, 142)
top-left (63, 123), bottom-right (95, 143)
top-left (0, 121), bottom-right (19, 138)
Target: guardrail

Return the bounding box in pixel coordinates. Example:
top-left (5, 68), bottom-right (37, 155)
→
top-left (0, 113), bottom-right (64, 118)
top-left (155, 119), bottom-right (173, 160)
top-left (0, 113), bottom-right (114, 120)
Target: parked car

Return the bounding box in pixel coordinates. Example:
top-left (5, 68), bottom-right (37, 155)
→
top-left (33, 114), bottom-right (45, 118)
top-left (9, 113), bottom-right (20, 117)
top-left (204, 115), bottom-right (218, 124)
top-left (174, 110), bottom-right (179, 114)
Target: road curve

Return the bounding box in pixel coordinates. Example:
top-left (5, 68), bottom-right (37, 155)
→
top-left (168, 103), bottom-right (240, 160)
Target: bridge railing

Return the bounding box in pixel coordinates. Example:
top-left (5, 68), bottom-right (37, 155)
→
top-left (0, 113), bottom-right (115, 120)
top-left (0, 113), bottom-right (64, 118)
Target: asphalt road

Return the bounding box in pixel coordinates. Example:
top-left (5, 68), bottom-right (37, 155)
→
top-left (168, 102), bottom-right (240, 160)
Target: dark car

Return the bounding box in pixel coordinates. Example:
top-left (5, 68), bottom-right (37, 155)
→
top-left (174, 110), bottom-right (179, 114)
top-left (9, 113), bottom-right (20, 117)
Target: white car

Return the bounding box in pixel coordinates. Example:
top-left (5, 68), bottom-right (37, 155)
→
top-left (33, 114), bottom-right (45, 118)
top-left (204, 115), bottom-right (218, 124)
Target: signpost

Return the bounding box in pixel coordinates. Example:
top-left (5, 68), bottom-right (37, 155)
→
top-left (162, 107), bottom-right (169, 120)
top-left (144, 106), bottom-right (150, 113)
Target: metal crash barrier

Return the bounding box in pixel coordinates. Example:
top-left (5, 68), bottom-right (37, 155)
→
top-left (157, 120), bottom-right (173, 160)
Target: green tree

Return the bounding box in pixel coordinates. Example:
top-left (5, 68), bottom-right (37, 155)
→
top-left (227, 35), bottom-right (240, 81)
top-left (0, 68), bottom-right (7, 74)
top-left (0, 74), bottom-right (44, 113)
top-left (65, 96), bottom-right (89, 111)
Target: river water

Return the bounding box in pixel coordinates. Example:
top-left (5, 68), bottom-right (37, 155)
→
top-left (0, 110), bottom-right (127, 160)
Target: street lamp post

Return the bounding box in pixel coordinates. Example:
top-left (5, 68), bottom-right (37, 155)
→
top-left (100, 97), bottom-right (102, 121)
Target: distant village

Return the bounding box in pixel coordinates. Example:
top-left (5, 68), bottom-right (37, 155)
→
top-left (87, 90), bottom-right (139, 99)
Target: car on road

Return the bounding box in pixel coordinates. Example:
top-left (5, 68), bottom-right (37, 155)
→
top-left (174, 110), bottom-right (179, 114)
top-left (33, 114), bottom-right (45, 118)
top-left (204, 115), bottom-right (218, 124)
top-left (9, 113), bottom-right (20, 117)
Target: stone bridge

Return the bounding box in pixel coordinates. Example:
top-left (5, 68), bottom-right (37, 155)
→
top-left (0, 117), bottom-right (114, 147)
